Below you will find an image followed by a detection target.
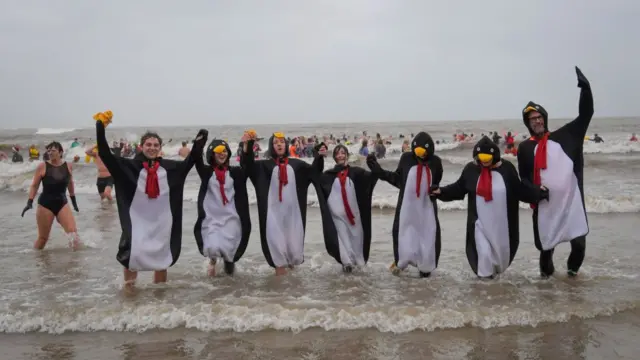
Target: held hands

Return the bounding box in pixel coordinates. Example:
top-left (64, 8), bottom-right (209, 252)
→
top-left (366, 154), bottom-right (382, 173)
top-left (314, 142), bottom-right (328, 157)
top-left (241, 129), bottom-right (258, 143)
top-left (70, 196), bottom-right (79, 212)
top-left (430, 186), bottom-right (441, 197)
top-left (194, 129), bottom-right (208, 146)
top-left (575, 66), bottom-right (590, 89)
top-left (21, 199), bottom-right (33, 217)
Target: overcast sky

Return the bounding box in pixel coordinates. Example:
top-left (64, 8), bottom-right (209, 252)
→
top-left (1, 0), bottom-right (638, 128)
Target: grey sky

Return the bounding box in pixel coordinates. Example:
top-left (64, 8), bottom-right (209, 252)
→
top-left (1, 0), bottom-right (638, 128)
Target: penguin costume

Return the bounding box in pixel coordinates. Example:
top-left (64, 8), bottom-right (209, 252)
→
top-left (241, 132), bottom-right (325, 272)
top-left (435, 136), bottom-right (548, 278)
top-left (193, 137), bottom-right (251, 275)
top-left (517, 66), bottom-right (594, 278)
top-left (366, 132), bottom-right (443, 277)
top-left (315, 144), bottom-right (378, 272)
top-left (95, 115), bottom-right (207, 272)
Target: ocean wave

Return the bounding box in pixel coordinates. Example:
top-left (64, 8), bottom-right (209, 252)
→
top-left (0, 298), bottom-right (635, 334)
top-left (35, 128), bottom-right (76, 135)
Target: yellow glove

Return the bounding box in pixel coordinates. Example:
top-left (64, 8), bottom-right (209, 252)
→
top-left (93, 110), bottom-right (113, 127)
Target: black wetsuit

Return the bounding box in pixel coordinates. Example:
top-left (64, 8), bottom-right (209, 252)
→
top-left (38, 162), bottom-right (70, 216)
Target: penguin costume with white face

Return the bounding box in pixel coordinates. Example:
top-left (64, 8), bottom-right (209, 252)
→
top-left (367, 132), bottom-right (443, 278)
top-left (433, 136), bottom-right (548, 278)
top-left (518, 67), bottom-right (594, 279)
top-left (241, 132), bottom-right (326, 276)
top-left (95, 112), bottom-right (207, 287)
top-left (315, 144), bottom-right (379, 273)
top-left (193, 136), bottom-right (251, 277)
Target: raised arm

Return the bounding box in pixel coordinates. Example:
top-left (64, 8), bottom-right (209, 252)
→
top-left (180, 129), bottom-right (208, 178)
top-left (558, 66), bottom-right (594, 140)
top-left (241, 139), bottom-right (256, 179)
top-left (95, 121), bottom-right (121, 176)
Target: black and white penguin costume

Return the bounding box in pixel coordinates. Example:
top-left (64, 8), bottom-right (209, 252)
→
top-left (315, 145), bottom-right (378, 271)
top-left (241, 133), bottom-right (324, 268)
top-left (96, 121), bottom-right (206, 271)
top-left (367, 132), bottom-right (443, 277)
top-left (436, 136), bottom-right (547, 278)
top-left (193, 138), bottom-right (251, 271)
top-left (517, 67), bottom-right (594, 277)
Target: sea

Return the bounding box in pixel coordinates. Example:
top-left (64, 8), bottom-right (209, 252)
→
top-left (0, 117), bottom-right (639, 360)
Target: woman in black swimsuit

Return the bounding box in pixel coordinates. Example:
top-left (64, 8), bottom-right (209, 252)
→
top-left (21, 142), bottom-right (80, 250)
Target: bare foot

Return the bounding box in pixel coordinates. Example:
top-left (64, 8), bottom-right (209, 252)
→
top-left (69, 235), bottom-right (81, 251)
top-left (275, 267), bottom-right (287, 276)
top-left (207, 260), bottom-right (217, 277)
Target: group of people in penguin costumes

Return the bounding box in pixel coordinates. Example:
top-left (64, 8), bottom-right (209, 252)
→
top-left (91, 66), bottom-right (593, 286)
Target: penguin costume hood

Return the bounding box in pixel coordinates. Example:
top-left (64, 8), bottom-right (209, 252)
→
top-left (241, 132), bottom-right (324, 270)
top-left (366, 131), bottom-right (443, 277)
top-left (193, 137), bottom-right (251, 273)
top-left (522, 101), bottom-right (549, 135)
top-left (315, 143), bottom-right (378, 271)
top-left (95, 116), bottom-right (206, 272)
top-left (435, 136), bottom-right (546, 278)
top-left (517, 66), bottom-right (593, 278)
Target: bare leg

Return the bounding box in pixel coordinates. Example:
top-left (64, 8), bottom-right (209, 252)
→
top-left (56, 204), bottom-right (80, 250)
top-left (123, 268), bottom-right (137, 290)
top-left (208, 259), bottom-right (217, 277)
top-left (153, 270), bottom-right (167, 283)
top-left (275, 267), bottom-right (287, 276)
top-left (34, 205), bottom-right (55, 250)
top-left (104, 186), bottom-right (113, 203)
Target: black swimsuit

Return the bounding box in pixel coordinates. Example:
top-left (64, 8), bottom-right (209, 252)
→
top-left (38, 162), bottom-right (70, 216)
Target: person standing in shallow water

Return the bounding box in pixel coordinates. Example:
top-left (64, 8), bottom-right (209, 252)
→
top-left (94, 110), bottom-right (207, 288)
top-left (517, 66), bottom-right (594, 279)
top-left (21, 141), bottom-right (81, 250)
top-left (315, 144), bottom-right (379, 273)
top-left (241, 130), bottom-right (327, 276)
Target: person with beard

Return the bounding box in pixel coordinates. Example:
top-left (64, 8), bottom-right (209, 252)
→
top-left (193, 134), bottom-right (251, 277)
top-left (432, 136), bottom-right (548, 278)
top-left (94, 110), bottom-right (207, 288)
top-left (315, 144), bottom-right (379, 273)
top-left (517, 66), bottom-right (594, 278)
top-left (241, 131), bottom-right (327, 276)
top-left (366, 132), bottom-right (443, 278)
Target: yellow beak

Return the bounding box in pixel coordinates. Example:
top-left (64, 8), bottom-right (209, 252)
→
top-left (273, 132), bottom-right (285, 138)
top-left (523, 106), bottom-right (537, 114)
top-left (477, 153), bottom-right (493, 163)
top-left (213, 145), bottom-right (226, 153)
top-left (414, 147), bottom-right (426, 158)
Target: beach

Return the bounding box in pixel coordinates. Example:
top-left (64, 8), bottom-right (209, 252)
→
top-left (0, 119), bottom-right (639, 359)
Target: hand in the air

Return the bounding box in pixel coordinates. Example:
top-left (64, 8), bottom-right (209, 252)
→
top-left (575, 66), bottom-right (590, 89)
top-left (195, 129), bottom-right (208, 145)
top-left (21, 199), bottom-right (33, 217)
top-left (366, 154), bottom-right (382, 173)
top-left (314, 143), bottom-right (328, 157)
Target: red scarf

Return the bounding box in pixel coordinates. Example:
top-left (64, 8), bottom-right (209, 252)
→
top-left (416, 162), bottom-right (431, 198)
top-left (476, 167), bottom-right (493, 201)
top-left (143, 161), bottom-right (160, 199)
top-left (337, 168), bottom-right (356, 225)
top-left (214, 166), bottom-right (229, 205)
top-left (531, 132), bottom-right (549, 209)
top-left (276, 157), bottom-right (288, 202)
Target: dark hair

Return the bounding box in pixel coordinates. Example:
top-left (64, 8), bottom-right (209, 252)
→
top-left (182, 141), bottom-right (187, 146)
top-left (141, 131), bottom-right (163, 146)
top-left (46, 141), bottom-right (63, 153)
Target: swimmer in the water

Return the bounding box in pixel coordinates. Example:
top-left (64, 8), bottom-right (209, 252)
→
top-left (21, 141), bottom-right (81, 250)
top-left (178, 141), bottom-right (191, 158)
top-left (85, 145), bottom-right (114, 202)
